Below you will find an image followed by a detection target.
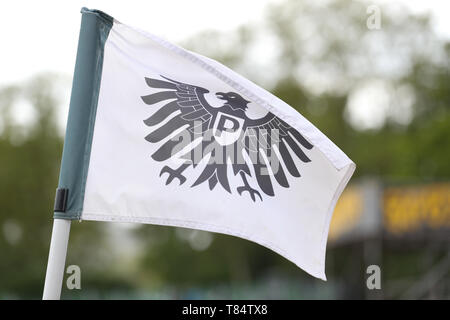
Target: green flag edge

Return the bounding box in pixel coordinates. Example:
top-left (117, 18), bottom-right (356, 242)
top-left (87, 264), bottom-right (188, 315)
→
top-left (54, 8), bottom-right (113, 220)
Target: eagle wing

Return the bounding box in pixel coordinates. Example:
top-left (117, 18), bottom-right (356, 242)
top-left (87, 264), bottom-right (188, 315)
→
top-left (242, 114), bottom-right (314, 196)
top-left (141, 76), bottom-right (217, 162)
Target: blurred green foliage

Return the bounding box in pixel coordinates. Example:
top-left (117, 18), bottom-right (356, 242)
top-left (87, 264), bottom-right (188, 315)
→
top-left (0, 0), bottom-right (448, 299)
top-left (0, 76), bottom-right (62, 297)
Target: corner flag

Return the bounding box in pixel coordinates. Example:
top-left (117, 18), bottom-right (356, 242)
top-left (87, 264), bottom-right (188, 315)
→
top-left (45, 8), bottom-right (355, 297)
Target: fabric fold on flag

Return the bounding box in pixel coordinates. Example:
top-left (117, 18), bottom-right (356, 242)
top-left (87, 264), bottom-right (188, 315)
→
top-left (56, 7), bottom-right (356, 280)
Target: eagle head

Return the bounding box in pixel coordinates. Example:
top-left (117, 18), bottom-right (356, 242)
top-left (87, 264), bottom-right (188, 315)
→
top-left (216, 92), bottom-right (251, 111)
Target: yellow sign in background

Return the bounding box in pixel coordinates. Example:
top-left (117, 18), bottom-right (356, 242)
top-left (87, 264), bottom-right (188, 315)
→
top-left (329, 182), bottom-right (450, 241)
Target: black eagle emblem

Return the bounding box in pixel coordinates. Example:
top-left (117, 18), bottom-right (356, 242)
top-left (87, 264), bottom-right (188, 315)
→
top-left (141, 76), bottom-right (313, 201)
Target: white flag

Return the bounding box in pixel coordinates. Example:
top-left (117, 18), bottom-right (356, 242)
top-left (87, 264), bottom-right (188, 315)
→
top-left (55, 8), bottom-right (355, 280)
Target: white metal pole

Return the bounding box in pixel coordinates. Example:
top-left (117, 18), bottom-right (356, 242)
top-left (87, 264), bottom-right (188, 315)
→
top-left (42, 218), bottom-right (71, 300)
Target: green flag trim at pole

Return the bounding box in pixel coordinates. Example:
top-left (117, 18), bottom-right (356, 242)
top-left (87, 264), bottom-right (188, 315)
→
top-left (54, 8), bottom-right (113, 220)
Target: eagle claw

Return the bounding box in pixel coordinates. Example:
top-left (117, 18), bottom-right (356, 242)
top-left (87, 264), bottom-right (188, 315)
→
top-left (160, 165), bottom-right (187, 185)
top-left (237, 185), bottom-right (262, 202)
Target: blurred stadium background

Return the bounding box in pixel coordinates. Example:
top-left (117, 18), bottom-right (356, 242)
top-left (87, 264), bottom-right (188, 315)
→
top-left (0, 0), bottom-right (449, 299)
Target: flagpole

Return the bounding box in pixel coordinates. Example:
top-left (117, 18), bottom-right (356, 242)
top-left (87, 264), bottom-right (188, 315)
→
top-left (42, 218), bottom-right (71, 300)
